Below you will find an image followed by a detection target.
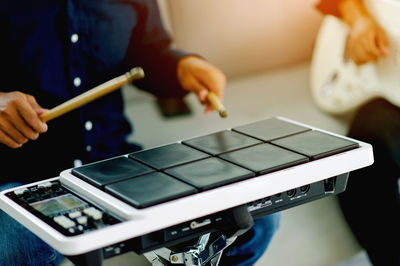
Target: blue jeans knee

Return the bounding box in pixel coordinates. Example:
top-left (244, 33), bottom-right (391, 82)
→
top-left (221, 212), bottom-right (281, 266)
top-left (0, 182), bottom-right (64, 266)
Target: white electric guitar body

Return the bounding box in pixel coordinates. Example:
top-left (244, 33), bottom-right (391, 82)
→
top-left (310, 0), bottom-right (400, 114)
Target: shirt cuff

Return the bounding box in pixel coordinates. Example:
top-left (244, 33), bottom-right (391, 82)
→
top-left (315, 0), bottom-right (344, 18)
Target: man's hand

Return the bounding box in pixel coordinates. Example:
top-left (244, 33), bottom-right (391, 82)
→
top-left (177, 56), bottom-right (226, 114)
top-left (0, 91), bottom-right (48, 148)
top-left (347, 16), bottom-right (389, 65)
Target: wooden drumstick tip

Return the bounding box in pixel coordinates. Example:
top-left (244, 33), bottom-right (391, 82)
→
top-left (126, 67), bottom-right (145, 81)
top-left (219, 109), bottom-right (228, 118)
top-left (207, 92), bottom-right (227, 118)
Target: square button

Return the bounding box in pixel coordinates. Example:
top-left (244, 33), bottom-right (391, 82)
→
top-left (219, 143), bottom-right (308, 174)
top-left (105, 172), bottom-right (197, 208)
top-left (71, 156), bottom-right (154, 188)
top-left (182, 130), bottom-right (261, 155)
top-left (165, 157), bottom-right (255, 191)
top-left (129, 143), bottom-right (210, 170)
top-left (232, 118), bottom-right (310, 141)
top-left (271, 130), bottom-right (359, 160)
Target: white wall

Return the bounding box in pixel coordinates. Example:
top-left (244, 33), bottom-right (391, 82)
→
top-left (165, 0), bottom-right (323, 77)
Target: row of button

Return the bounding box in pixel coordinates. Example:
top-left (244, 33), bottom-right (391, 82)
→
top-left (54, 215), bottom-right (76, 229)
top-left (70, 33), bottom-right (81, 89)
top-left (70, 32), bottom-right (95, 163)
top-left (53, 207), bottom-right (104, 234)
top-left (14, 182), bottom-right (53, 196)
top-left (14, 182), bottom-right (65, 204)
top-left (83, 207), bottom-right (103, 220)
top-left (75, 113), bottom-right (93, 164)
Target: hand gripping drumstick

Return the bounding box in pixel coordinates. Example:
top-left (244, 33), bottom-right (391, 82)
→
top-left (40, 67), bottom-right (145, 122)
top-left (207, 92), bottom-right (227, 118)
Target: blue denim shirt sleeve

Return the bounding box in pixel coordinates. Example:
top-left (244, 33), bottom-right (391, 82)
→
top-left (124, 0), bottom-right (189, 98)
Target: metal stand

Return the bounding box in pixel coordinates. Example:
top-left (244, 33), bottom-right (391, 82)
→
top-left (143, 204), bottom-right (254, 266)
top-left (143, 233), bottom-right (237, 266)
top-left (65, 205), bottom-right (253, 266)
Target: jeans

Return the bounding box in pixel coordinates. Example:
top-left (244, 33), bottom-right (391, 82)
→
top-left (0, 181), bottom-right (280, 266)
top-left (220, 213), bottom-right (281, 266)
top-left (0, 182), bottom-right (64, 266)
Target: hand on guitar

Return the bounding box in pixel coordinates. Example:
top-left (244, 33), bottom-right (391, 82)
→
top-left (0, 91), bottom-right (48, 148)
top-left (347, 15), bottom-right (389, 65)
top-left (177, 56), bottom-right (226, 114)
top-left (311, 0), bottom-right (399, 114)
top-left (340, 0), bottom-right (389, 65)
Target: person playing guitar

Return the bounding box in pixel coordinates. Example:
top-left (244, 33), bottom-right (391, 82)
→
top-left (317, 0), bottom-right (389, 65)
top-left (316, 1), bottom-right (399, 265)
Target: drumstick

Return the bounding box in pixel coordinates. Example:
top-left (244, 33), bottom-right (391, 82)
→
top-left (207, 92), bottom-right (227, 118)
top-left (40, 67), bottom-right (145, 122)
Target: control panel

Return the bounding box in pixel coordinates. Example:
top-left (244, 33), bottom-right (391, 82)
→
top-left (5, 180), bottom-right (121, 236)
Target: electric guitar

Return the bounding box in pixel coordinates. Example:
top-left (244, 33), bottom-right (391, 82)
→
top-left (310, 0), bottom-right (400, 114)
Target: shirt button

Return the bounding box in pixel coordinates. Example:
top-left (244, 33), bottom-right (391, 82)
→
top-left (84, 121), bottom-right (93, 131)
top-left (73, 159), bottom-right (83, 167)
top-left (86, 145), bottom-right (92, 152)
top-left (71, 33), bottom-right (79, 43)
top-left (73, 77), bottom-right (81, 87)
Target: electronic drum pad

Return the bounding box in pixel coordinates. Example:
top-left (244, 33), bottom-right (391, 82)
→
top-left (0, 117), bottom-right (373, 263)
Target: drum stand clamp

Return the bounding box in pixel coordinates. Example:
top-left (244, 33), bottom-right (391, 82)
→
top-left (143, 233), bottom-right (237, 266)
top-left (143, 205), bottom-right (254, 266)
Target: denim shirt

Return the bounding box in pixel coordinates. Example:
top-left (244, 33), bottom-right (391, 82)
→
top-left (0, 0), bottom-right (187, 182)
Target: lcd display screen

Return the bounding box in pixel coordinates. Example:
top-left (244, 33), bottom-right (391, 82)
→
top-left (30, 194), bottom-right (87, 217)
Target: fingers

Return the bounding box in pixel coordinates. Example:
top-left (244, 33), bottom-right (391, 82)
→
top-left (376, 28), bottom-right (390, 56)
top-left (365, 32), bottom-right (380, 57)
top-left (0, 92), bottom-right (47, 148)
top-left (200, 68), bottom-right (226, 99)
top-left (0, 119), bottom-right (27, 148)
top-left (6, 105), bottom-right (40, 140)
top-left (350, 35), bottom-right (378, 64)
top-left (185, 74), bottom-right (209, 104)
top-left (187, 80), bottom-right (215, 115)
top-left (349, 37), bottom-right (377, 65)
top-left (177, 56), bottom-right (226, 114)
top-left (26, 94), bottom-right (49, 115)
top-left (0, 130), bottom-right (22, 148)
top-left (18, 95), bottom-right (48, 133)
top-left (348, 19), bottom-right (390, 65)
top-left (188, 71), bottom-right (225, 114)
top-left (204, 105), bottom-right (215, 115)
